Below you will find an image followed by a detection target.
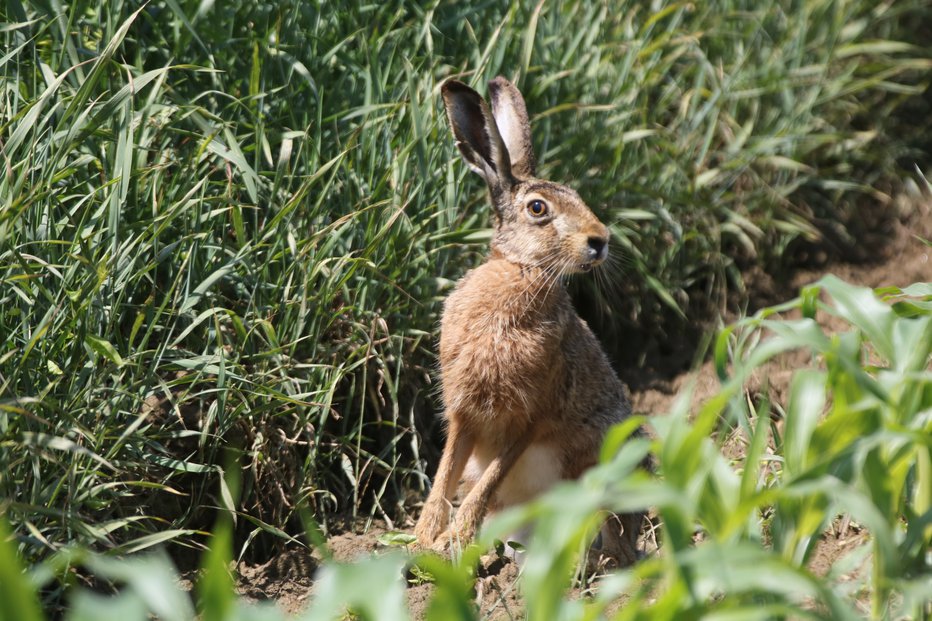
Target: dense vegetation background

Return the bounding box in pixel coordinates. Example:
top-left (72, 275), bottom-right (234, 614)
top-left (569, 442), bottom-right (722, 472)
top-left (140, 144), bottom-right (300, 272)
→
top-left (1, 2), bottom-right (930, 613)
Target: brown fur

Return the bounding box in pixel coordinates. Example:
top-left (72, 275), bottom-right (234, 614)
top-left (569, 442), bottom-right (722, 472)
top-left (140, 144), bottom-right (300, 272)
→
top-left (415, 77), bottom-right (638, 561)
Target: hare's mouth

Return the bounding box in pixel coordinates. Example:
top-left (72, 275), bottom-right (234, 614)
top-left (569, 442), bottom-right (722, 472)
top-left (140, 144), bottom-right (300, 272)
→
top-left (580, 256), bottom-right (608, 272)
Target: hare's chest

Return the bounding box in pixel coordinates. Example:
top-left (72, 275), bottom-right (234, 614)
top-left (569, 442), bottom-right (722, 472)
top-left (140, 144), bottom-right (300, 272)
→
top-left (439, 312), bottom-right (560, 425)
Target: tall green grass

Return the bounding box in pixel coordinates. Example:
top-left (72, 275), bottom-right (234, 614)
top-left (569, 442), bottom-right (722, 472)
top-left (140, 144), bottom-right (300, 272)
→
top-left (1, 0), bottom-right (929, 572)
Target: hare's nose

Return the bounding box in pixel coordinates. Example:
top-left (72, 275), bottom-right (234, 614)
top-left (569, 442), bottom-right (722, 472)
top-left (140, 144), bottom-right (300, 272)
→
top-left (587, 236), bottom-right (608, 262)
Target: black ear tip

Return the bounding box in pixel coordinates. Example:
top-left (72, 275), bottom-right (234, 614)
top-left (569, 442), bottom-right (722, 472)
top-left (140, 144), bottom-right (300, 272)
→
top-left (441, 79), bottom-right (475, 97)
top-left (488, 75), bottom-right (510, 88)
top-left (488, 75), bottom-right (516, 94)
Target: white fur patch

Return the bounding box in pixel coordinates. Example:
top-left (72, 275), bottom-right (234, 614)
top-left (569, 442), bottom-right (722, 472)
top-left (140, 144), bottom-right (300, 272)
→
top-left (466, 443), bottom-right (563, 508)
top-left (552, 213), bottom-right (571, 236)
top-left (461, 444), bottom-right (563, 563)
top-left (495, 114), bottom-right (524, 165)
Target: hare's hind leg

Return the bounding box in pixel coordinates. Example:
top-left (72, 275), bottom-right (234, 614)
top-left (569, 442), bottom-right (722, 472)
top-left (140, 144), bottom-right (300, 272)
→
top-left (415, 418), bottom-right (474, 547)
top-left (588, 511), bottom-right (643, 570)
top-left (432, 433), bottom-right (533, 552)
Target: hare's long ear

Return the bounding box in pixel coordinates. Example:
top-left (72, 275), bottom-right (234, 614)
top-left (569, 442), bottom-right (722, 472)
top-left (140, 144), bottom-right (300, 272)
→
top-left (441, 79), bottom-right (514, 196)
top-left (488, 76), bottom-right (536, 178)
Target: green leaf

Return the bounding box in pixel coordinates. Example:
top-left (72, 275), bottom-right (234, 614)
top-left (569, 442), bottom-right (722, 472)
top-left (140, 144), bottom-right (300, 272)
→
top-left (419, 554), bottom-right (475, 621)
top-left (816, 275), bottom-right (895, 362)
top-left (82, 552), bottom-right (195, 621)
top-left (835, 39), bottom-right (915, 58)
top-left (600, 415), bottom-right (646, 463)
top-left (0, 519), bottom-right (44, 621)
top-left (784, 370), bottom-right (827, 477)
top-left (304, 553), bottom-right (411, 621)
top-left (83, 334), bottom-right (125, 366)
top-left (377, 531), bottom-right (417, 547)
top-left (198, 522), bottom-right (234, 621)
top-left (891, 315), bottom-right (932, 373)
top-left (113, 529), bottom-right (201, 554)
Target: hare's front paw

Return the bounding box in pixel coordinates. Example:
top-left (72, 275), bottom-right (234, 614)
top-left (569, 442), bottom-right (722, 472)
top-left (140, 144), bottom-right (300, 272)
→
top-left (429, 520), bottom-right (478, 556)
top-left (414, 501), bottom-right (449, 548)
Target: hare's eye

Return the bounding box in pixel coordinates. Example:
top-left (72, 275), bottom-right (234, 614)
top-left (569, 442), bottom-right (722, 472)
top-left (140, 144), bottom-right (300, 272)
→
top-left (527, 200), bottom-right (548, 217)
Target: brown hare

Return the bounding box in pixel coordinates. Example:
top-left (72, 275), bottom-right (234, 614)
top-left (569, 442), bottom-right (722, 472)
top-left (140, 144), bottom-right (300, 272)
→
top-left (415, 76), bottom-right (640, 565)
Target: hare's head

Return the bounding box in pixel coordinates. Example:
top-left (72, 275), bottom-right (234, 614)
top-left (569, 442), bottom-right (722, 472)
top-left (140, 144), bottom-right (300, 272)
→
top-left (442, 77), bottom-right (609, 274)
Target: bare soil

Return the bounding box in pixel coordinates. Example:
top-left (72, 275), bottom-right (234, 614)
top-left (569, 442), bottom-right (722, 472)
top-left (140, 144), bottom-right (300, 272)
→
top-left (229, 201), bottom-right (932, 618)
